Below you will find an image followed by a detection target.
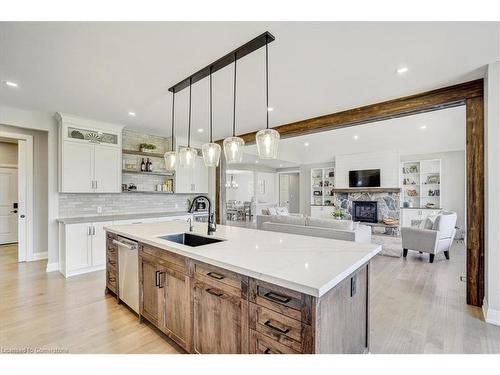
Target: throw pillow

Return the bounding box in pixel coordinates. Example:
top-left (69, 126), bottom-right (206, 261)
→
top-left (268, 207), bottom-right (277, 216)
top-left (269, 215), bottom-right (306, 226)
top-left (261, 208), bottom-right (270, 215)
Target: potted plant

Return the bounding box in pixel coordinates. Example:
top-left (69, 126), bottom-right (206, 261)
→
top-left (140, 143), bottom-right (157, 153)
top-left (331, 204), bottom-right (345, 220)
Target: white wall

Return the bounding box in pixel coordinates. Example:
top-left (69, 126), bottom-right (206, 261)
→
top-left (401, 151), bottom-right (466, 230)
top-left (0, 110), bottom-right (53, 261)
top-left (226, 172), bottom-right (254, 202)
top-left (255, 171), bottom-right (277, 204)
top-left (336, 150), bottom-right (399, 188)
top-left (0, 142), bottom-right (18, 165)
top-left (484, 61), bottom-right (500, 325)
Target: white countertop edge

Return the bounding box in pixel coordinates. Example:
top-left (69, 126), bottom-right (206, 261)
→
top-left (105, 225), bottom-right (382, 298)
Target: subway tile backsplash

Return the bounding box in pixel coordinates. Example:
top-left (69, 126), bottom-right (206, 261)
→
top-left (59, 193), bottom-right (195, 218)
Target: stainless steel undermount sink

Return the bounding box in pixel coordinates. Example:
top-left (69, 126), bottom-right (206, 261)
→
top-left (158, 232), bottom-right (225, 247)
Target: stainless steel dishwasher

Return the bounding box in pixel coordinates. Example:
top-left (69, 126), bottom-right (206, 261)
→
top-left (113, 236), bottom-right (139, 313)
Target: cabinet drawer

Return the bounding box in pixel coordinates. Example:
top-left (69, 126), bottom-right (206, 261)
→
top-left (249, 303), bottom-right (312, 353)
top-left (249, 279), bottom-right (313, 324)
top-left (140, 244), bottom-right (188, 274)
top-left (107, 255), bottom-right (118, 271)
top-left (249, 330), bottom-right (299, 354)
top-left (106, 269), bottom-right (117, 293)
top-left (194, 262), bottom-right (247, 295)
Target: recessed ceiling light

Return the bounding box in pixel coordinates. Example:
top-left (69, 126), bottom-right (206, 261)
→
top-left (267, 107), bottom-right (274, 112)
top-left (197, 128), bottom-right (204, 133)
top-left (353, 135), bottom-right (359, 140)
top-left (255, 160), bottom-right (259, 164)
top-left (420, 125), bottom-right (427, 130)
top-left (304, 142), bottom-right (309, 147)
top-left (279, 164), bottom-right (283, 168)
top-left (3, 80), bottom-right (19, 88)
top-left (396, 66), bottom-right (409, 74)
top-left (128, 111), bottom-right (136, 117)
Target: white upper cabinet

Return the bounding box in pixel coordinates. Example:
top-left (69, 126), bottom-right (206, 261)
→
top-left (175, 156), bottom-right (209, 194)
top-left (57, 113), bottom-right (123, 193)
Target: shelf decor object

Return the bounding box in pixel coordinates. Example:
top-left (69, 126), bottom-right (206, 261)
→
top-left (164, 90), bottom-right (177, 171)
top-left (178, 78), bottom-right (198, 169)
top-left (202, 68), bottom-right (222, 167)
top-left (256, 35), bottom-right (279, 159)
top-left (223, 54), bottom-right (245, 164)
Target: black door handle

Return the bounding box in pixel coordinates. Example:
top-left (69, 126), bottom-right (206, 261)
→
top-left (11, 210), bottom-right (18, 213)
top-left (20, 215), bottom-right (25, 218)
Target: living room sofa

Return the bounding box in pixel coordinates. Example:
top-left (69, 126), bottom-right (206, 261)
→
top-left (256, 214), bottom-right (372, 243)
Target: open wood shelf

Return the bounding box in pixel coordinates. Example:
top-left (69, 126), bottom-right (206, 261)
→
top-left (122, 169), bottom-right (174, 177)
top-left (331, 187), bottom-right (401, 193)
top-left (122, 149), bottom-right (166, 158)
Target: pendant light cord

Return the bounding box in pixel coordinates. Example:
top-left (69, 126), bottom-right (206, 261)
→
top-left (188, 77), bottom-right (192, 147)
top-left (171, 90), bottom-right (175, 151)
top-left (233, 52), bottom-right (237, 137)
top-left (265, 36), bottom-right (269, 129)
top-left (209, 67), bottom-right (213, 143)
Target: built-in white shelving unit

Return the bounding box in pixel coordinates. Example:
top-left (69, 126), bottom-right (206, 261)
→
top-left (310, 166), bottom-right (336, 206)
top-left (400, 159), bottom-right (441, 209)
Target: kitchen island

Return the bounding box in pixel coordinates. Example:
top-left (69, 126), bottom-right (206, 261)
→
top-left (104, 221), bottom-right (381, 354)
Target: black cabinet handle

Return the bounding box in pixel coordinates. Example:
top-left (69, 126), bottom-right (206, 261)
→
top-left (155, 271), bottom-right (160, 287)
top-left (264, 348), bottom-right (274, 354)
top-left (158, 272), bottom-right (165, 288)
top-left (207, 271), bottom-right (224, 280)
top-left (206, 288), bottom-right (224, 297)
top-left (264, 291), bottom-right (291, 304)
top-left (264, 320), bottom-right (290, 335)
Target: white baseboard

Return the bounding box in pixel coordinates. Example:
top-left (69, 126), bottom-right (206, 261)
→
top-left (46, 262), bottom-right (59, 273)
top-left (31, 251), bottom-right (48, 261)
top-left (483, 298), bottom-right (500, 326)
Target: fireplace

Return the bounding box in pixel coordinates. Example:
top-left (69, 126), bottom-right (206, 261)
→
top-left (352, 201), bottom-right (378, 223)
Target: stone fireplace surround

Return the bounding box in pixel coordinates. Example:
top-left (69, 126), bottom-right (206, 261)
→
top-left (334, 190), bottom-right (400, 223)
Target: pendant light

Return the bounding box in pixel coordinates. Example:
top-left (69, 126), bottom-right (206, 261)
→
top-left (178, 78), bottom-right (198, 168)
top-left (202, 68), bottom-right (221, 167)
top-left (256, 36), bottom-right (280, 159)
top-left (163, 90), bottom-right (177, 171)
top-left (223, 53), bottom-right (245, 164)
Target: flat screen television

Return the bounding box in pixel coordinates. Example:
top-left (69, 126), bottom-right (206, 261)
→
top-left (349, 169), bottom-right (380, 188)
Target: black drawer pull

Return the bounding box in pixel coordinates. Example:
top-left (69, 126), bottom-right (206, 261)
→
top-left (264, 348), bottom-right (275, 354)
top-left (158, 272), bottom-right (165, 289)
top-left (207, 271), bottom-right (225, 280)
top-left (155, 271), bottom-right (160, 287)
top-left (264, 291), bottom-right (291, 304)
top-left (264, 320), bottom-right (290, 335)
top-left (206, 288), bottom-right (224, 297)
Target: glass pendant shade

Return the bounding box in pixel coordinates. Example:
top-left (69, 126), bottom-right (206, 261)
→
top-left (223, 136), bottom-right (245, 164)
top-left (163, 151), bottom-right (177, 171)
top-left (178, 147), bottom-right (197, 168)
top-left (256, 128), bottom-right (280, 159)
top-left (202, 142), bottom-right (221, 167)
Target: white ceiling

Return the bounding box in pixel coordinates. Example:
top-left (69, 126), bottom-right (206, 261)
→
top-left (0, 22), bottom-right (498, 144)
top-left (243, 105), bottom-right (466, 167)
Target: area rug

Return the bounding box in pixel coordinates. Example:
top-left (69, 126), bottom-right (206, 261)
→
top-left (371, 234), bottom-right (403, 258)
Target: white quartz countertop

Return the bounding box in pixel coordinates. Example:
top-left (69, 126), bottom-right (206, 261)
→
top-left (104, 221), bottom-right (381, 297)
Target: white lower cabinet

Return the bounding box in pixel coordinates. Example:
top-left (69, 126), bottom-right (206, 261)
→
top-left (59, 214), bottom-right (192, 278)
top-left (59, 221), bottom-right (112, 277)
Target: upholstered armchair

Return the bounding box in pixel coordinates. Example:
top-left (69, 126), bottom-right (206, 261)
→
top-left (401, 211), bottom-right (457, 263)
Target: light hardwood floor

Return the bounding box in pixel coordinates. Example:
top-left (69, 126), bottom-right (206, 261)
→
top-left (1, 241), bottom-right (500, 354)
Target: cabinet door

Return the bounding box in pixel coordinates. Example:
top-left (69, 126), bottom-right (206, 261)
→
top-left (194, 157), bottom-right (208, 193)
top-left (174, 163), bottom-right (192, 193)
top-left (162, 268), bottom-right (192, 351)
top-left (94, 145), bottom-right (121, 193)
top-left (91, 221), bottom-right (113, 266)
top-left (65, 223), bottom-right (92, 272)
top-left (139, 256), bottom-right (163, 326)
top-left (192, 280), bottom-right (248, 354)
top-left (61, 141), bottom-right (94, 192)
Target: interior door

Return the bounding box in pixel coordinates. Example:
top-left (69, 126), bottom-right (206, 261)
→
top-left (62, 141), bottom-right (94, 192)
top-left (0, 167), bottom-right (18, 244)
top-left (288, 173), bottom-right (300, 213)
top-left (279, 174), bottom-right (290, 209)
top-left (94, 145), bottom-right (121, 193)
